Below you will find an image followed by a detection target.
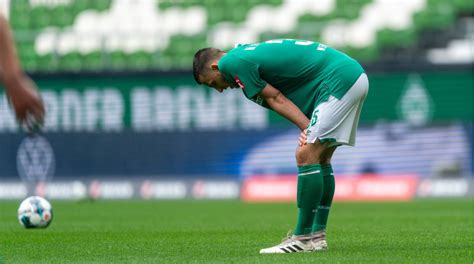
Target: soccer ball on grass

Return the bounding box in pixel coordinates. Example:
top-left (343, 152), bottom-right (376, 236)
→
top-left (17, 196), bottom-right (53, 228)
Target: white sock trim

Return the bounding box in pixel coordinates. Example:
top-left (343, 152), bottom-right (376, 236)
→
top-left (298, 170), bottom-right (321, 176)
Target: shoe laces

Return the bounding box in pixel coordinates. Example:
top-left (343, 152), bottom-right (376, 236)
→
top-left (280, 230), bottom-right (294, 243)
top-left (312, 230), bottom-right (326, 242)
top-left (281, 230), bottom-right (313, 244)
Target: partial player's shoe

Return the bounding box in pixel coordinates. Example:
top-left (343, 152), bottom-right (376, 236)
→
top-left (259, 231), bottom-right (313, 254)
top-left (311, 230), bottom-right (328, 251)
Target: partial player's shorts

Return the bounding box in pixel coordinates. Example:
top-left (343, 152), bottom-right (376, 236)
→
top-left (306, 73), bottom-right (369, 147)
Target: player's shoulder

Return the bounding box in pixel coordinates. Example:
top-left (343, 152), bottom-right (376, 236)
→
top-left (219, 47), bottom-right (255, 71)
top-left (224, 44), bottom-right (250, 59)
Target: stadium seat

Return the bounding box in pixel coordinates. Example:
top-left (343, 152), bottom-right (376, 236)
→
top-left (413, 5), bottom-right (455, 31)
top-left (155, 54), bottom-right (175, 70)
top-left (10, 0), bottom-right (473, 72)
top-left (82, 52), bottom-right (104, 71)
top-left (107, 51), bottom-right (128, 70)
top-left (377, 28), bottom-right (416, 49)
top-left (128, 51), bottom-right (153, 70)
top-left (17, 41), bottom-right (35, 57)
top-left (37, 54), bottom-right (58, 72)
top-left (72, 0), bottom-right (93, 15)
top-left (10, 15), bottom-right (30, 31)
top-left (50, 6), bottom-right (75, 28)
top-left (342, 45), bottom-right (379, 63)
top-left (58, 52), bottom-right (83, 72)
top-left (452, 0), bottom-right (474, 12)
top-left (91, 0), bottom-right (113, 11)
top-left (10, 2), bottom-right (31, 30)
top-left (29, 6), bottom-right (51, 31)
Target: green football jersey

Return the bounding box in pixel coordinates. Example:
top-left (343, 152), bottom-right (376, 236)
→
top-left (218, 39), bottom-right (364, 118)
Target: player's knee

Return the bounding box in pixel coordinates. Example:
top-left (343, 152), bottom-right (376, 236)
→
top-left (295, 148), bottom-right (307, 166)
top-left (295, 145), bottom-right (322, 166)
top-left (295, 147), bottom-right (308, 166)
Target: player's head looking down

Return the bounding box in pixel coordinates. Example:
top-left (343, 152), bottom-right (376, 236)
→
top-left (193, 47), bottom-right (238, 93)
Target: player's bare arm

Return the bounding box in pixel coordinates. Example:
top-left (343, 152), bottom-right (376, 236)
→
top-left (259, 83), bottom-right (309, 131)
top-left (0, 15), bottom-right (45, 127)
top-left (0, 15), bottom-right (26, 87)
top-left (0, 16), bottom-right (21, 84)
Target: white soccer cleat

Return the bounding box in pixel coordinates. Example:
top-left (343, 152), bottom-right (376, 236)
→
top-left (259, 232), bottom-right (314, 254)
top-left (311, 230), bottom-right (328, 251)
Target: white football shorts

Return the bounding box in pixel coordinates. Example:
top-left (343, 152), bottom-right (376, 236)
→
top-left (306, 73), bottom-right (369, 147)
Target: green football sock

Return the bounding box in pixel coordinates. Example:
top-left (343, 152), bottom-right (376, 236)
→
top-left (294, 164), bottom-right (323, 236)
top-left (312, 164), bottom-right (335, 232)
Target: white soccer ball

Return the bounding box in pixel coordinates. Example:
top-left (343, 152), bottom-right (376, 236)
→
top-left (17, 196), bottom-right (53, 228)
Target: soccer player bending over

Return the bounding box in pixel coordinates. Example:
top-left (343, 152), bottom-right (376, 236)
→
top-left (193, 39), bottom-right (368, 254)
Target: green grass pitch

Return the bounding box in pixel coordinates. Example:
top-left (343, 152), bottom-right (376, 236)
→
top-left (0, 199), bottom-right (473, 263)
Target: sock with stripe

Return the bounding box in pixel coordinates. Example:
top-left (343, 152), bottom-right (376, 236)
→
top-left (312, 163), bottom-right (335, 233)
top-left (293, 164), bottom-right (323, 236)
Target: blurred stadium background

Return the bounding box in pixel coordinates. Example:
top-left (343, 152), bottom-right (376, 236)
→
top-left (0, 0), bottom-right (473, 201)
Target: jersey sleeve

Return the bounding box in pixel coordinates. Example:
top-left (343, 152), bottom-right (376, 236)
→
top-left (220, 55), bottom-right (267, 99)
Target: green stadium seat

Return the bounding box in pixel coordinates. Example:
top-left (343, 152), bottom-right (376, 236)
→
top-left (91, 0), bottom-right (113, 12)
top-left (156, 55), bottom-right (174, 70)
top-left (342, 45), bottom-right (380, 62)
top-left (23, 59), bottom-right (38, 72)
top-left (207, 7), bottom-right (228, 25)
top-left (18, 42), bottom-right (38, 72)
top-left (268, 0), bottom-right (284, 6)
top-left (11, 0), bottom-right (29, 9)
top-left (178, 43), bottom-right (193, 55)
top-left (37, 54), bottom-right (58, 72)
top-left (173, 49), bottom-right (194, 69)
top-left (157, 1), bottom-right (173, 10)
top-left (128, 51), bottom-right (153, 70)
top-left (377, 29), bottom-right (416, 49)
top-left (147, 52), bottom-right (160, 68)
top-left (413, 7), bottom-right (455, 31)
top-left (29, 7), bottom-right (52, 31)
top-left (82, 52), bottom-right (104, 71)
top-left (51, 6), bottom-right (75, 28)
top-left (107, 51), bottom-right (128, 70)
top-left (202, 0), bottom-right (215, 7)
top-left (20, 54), bottom-right (38, 72)
top-left (10, 1), bottom-right (31, 29)
top-left (230, 8), bottom-right (247, 24)
top-left (452, 0), bottom-right (474, 11)
top-left (72, 0), bottom-right (93, 14)
top-left (10, 13), bottom-right (31, 31)
top-left (59, 53), bottom-right (83, 72)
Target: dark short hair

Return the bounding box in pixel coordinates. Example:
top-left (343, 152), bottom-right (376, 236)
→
top-left (192, 47), bottom-right (223, 85)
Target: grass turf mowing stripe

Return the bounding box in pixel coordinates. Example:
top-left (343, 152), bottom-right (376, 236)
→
top-left (0, 199), bottom-right (472, 263)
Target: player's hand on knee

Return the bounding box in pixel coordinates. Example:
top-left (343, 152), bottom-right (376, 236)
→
top-left (298, 129), bottom-right (307, 146)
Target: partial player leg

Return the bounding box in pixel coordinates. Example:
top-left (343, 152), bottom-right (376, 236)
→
top-left (312, 146), bottom-right (337, 251)
top-left (259, 140), bottom-right (330, 254)
top-left (293, 141), bottom-right (328, 237)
